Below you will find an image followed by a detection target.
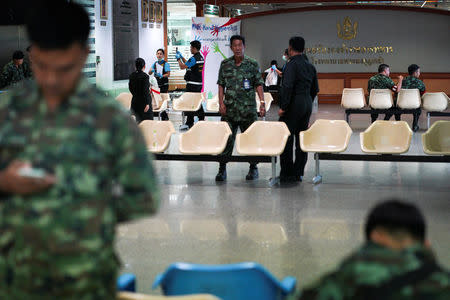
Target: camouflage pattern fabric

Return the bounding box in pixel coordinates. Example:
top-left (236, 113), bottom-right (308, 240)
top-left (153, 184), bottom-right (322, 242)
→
top-left (0, 61), bottom-right (32, 89)
top-left (367, 73), bottom-right (395, 94)
top-left (220, 117), bottom-right (256, 158)
top-left (293, 242), bottom-right (450, 300)
top-left (217, 55), bottom-right (263, 123)
top-left (402, 76), bottom-right (426, 93)
top-left (0, 78), bottom-right (159, 299)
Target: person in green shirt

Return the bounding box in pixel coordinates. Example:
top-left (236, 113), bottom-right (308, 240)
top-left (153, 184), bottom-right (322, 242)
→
top-left (216, 35), bottom-right (266, 182)
top-left (401, 64), bottom-right (426, 132)
top-left (0, 50), bottom-right (32, 89)
top-left (0, 1), bottom-right (159, 299)
top-left (293, 200), bottom-right (450, 300)
top-left (368, 64), bottom-right (402, 123)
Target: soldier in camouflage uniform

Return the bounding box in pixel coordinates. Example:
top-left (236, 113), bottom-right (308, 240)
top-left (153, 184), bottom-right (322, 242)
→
top-left (368, 64), bottom-right (403, 123)
top-left (0, 1), bottom-right (159, 299)
top-left (216, 35), bottom-right (265, 182)
top-left (293, 200), bottom-right (450, 300)
top-left (0, 50), bottom-right (32, 89)
top-left (401, 64), bottom-right (426, 132)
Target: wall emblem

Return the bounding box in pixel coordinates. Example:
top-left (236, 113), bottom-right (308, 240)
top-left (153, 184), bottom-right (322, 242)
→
top-left (337, 17), bottom-right (358, 40)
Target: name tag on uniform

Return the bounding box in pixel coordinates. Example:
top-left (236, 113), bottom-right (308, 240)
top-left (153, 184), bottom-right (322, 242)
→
top-left (243, 79), bottom-right (251, 90)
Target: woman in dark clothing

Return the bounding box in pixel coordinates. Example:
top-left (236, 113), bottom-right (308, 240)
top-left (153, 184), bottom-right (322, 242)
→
top-left (129, 57), bottom-right (153, 123)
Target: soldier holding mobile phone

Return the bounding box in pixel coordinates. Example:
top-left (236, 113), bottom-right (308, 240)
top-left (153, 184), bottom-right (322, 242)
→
top-left (0, 1), bottom-right (159, 298)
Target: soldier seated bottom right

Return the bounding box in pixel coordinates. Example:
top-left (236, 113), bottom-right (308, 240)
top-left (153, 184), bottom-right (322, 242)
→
top-left (292, 200), bottom-right (450, 300)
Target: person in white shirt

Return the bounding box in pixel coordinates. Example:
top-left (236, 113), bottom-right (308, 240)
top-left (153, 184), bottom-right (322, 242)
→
top-left (264, 60), bottom-right (282, 92)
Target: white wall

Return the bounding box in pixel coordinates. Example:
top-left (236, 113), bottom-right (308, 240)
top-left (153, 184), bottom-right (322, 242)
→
top-left (95, 0), bottom-right (164, 92)
top-left (241, 9), bottom-right (450, 73)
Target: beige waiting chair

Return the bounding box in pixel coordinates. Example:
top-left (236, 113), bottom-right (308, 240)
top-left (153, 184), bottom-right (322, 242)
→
top-left (300, 119), bottom-right (352, 184)
top-left (118, 292), bottom-right (220, 300)
top-left (300, 119), bottom-right (353, 153)
top-left (256, 92), bottom-right (274, 113)
top-left (341, 88), bottom-right (366, 109)
top-left (360, 121), bottom-right (412, 154)
top-left (173, 92), bottom-right (204, 112)
top-left (422, 92), bottom-right (450, 129)
top-left (161, 93), bottom-right (171, 103)
top-left (422, 120), bottom-right (450, 155)
top-left (236, 121), bottom-right (290, 185)
top-left (116, 92), bottom-right (133, 110)
top-left (422, 92), bottom-right (449, 112)
top-left (179, 121), bottom-right (231, 155)
top-left (369, 89), bottom-right (393, 109)
top-left (236, 121), bottom-right (290, 156)
top-left (139, 120), bottom-right (175, 153)
top-left (397, 88), bottom-right (421, 109)
top-left (206, 95), bottom-right (219, 112)
top-left (152, 92), bottom-right (169, 115)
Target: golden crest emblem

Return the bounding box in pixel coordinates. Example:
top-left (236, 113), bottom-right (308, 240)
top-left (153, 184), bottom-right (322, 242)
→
top-left (337, 17), bottom-right (358, 40)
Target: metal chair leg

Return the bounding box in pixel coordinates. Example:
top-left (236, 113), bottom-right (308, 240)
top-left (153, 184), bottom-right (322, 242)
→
top-left (312, 153), bottom-right (322, 185)
top-left (427, 112), bottom-right (430, 129)
top-left (179, 111), bottom-right (189, 130)
top-left (269, 156), bottom-right (279, 186)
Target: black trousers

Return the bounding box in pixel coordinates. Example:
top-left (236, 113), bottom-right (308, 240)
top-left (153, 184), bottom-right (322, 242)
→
top-left (185, 83), bottom-right (204, 127)
top-left (132, 107), bottom-right (153, 123)
top-left (371, 99), bottom-right (401, 122)
top-left (279, 109), bottom-right (312, 178)
top-left (372, 108), bottom-right (421, 128)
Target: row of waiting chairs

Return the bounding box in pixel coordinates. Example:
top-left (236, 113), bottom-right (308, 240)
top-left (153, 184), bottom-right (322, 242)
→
top-left (341, 88), bottom-right (449, 111)
top-left (139, 119), bottom-right (449, 157)
top-left (301, 119), bottom-right (450, 155)
top-left (116, 92), bottom-right (274, 114)
top-left (118, 262), bottom-right (296, 300)
top-left (139, 120), bottom-right (290, 157)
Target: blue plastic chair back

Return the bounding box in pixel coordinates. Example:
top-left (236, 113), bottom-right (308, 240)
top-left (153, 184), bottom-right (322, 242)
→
top-left (117, 273), bottom-right (136, 292)
top-left (152, 262), bottom-right (296, 300)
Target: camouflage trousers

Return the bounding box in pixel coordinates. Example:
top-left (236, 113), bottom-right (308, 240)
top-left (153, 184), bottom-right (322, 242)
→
top-left (219, 115), bottom-right (257, 169)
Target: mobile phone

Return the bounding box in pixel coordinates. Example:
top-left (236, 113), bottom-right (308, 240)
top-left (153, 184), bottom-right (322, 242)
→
top-left (18, 167), bottom-right (47, 179)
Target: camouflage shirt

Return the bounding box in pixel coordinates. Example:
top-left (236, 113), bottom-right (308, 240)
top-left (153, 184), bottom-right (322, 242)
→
top-left (294, 242), bottom-right (450, 300)
top-left (0, 78), bottom-right (159, 299)
top-left (367, 73), bottom-right (395, 94)
top-left (217, 55), bottom-right (264, 122)
top-left (402, 76), bottom-right (426, 94)
top-left (0, 61), bottom-right (32, 89)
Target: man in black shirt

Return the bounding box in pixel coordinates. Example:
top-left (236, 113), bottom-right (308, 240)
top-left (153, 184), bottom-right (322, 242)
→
top-left (279, 37), bottom-right (319, 183)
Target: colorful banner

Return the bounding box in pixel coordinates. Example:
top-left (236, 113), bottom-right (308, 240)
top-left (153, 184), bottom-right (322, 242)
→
top-left (191, 17), bottom-right (241, 99)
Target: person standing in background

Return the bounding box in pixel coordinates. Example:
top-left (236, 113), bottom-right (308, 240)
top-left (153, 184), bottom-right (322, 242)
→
top-left (264, 60), bottom-right (281, 92)
top-left (129, 57), bottom-right (153, 123)
top-left (149, 48), bottom-right (170, 120)
top-left (278, 37), bottom-right (319, 183)
top-left (216, 35), bottom-right (265, 182)
top-left (176, 40), bottom-right (205, 128)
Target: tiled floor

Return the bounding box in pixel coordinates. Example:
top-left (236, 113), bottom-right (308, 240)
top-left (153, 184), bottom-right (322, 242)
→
top-left (116, 103), bottom-right (450, 295)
